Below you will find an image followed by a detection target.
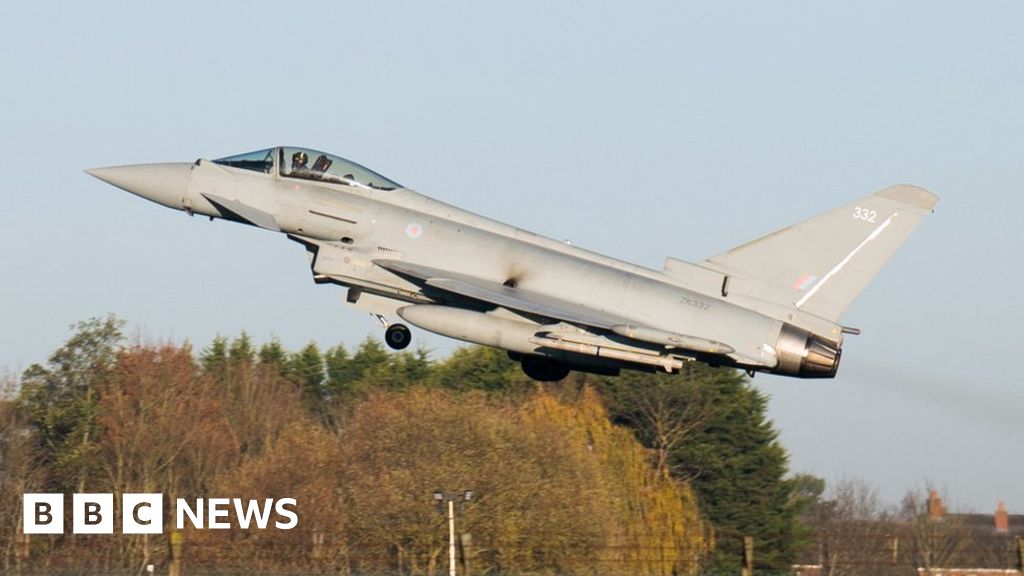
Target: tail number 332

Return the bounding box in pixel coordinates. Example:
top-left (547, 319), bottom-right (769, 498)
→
top-left (853, 206), bottom-right (877, 223)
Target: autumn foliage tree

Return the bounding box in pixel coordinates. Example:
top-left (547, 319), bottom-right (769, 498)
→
top-left (337, 387), bottom-right (704, 576)
top-left (0, 375), bottom-right (44, 571)
top-left (193, 421), bottom-right (345, 571)
top-left (2, 318), bottom-right (825, 575)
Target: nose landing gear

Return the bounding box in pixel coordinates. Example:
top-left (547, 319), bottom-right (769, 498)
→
top-left (384, 323), bottom-right (412, 350)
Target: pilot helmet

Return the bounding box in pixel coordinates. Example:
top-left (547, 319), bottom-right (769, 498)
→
top-left (292, 150), bottom-right (308, 168)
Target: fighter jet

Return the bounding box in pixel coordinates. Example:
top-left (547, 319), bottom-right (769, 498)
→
top-left (86, 146), bottom-right (937, 381)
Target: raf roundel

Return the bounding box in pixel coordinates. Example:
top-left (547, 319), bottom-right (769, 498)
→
top-left (405, 223), bottom-right (424, 240)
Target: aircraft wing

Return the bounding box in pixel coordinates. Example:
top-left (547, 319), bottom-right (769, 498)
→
top-left (373, 259), bottom-right (632, 328)
top-left (373, 259), bottom-right (734, 356)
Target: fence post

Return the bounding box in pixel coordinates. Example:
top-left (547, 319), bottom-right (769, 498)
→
top-left (168, 531), bottom-right (183, 576)
top-left (459, 533), bottom-right (472, 576)
top-left (1017, 537), bottom-right (1023, 570)
top-left (741, 536), bottom-right (753, 576)
top-left (15, 532), bottom-right (29, 576)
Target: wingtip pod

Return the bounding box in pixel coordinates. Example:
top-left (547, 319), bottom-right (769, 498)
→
top-left (875, 184), bottom-right (939, 212)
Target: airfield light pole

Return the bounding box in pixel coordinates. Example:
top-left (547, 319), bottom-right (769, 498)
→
top-left (434, 490), bottom-right (473, 576)
top-left (447, 499), bottom-right (455, 576)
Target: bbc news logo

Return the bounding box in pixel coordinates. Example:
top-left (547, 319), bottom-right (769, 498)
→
top-left (24, 494), bottom-right (298, 534)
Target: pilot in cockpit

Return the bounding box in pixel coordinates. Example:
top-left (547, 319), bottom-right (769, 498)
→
top-left (291, 150), bottom-right (309, 172)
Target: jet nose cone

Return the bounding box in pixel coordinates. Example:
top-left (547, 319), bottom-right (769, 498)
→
top-left (85, 162), bottom-right (192, 210)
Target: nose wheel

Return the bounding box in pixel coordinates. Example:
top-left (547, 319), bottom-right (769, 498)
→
top-left (384, 323), bottom-right (412, 350)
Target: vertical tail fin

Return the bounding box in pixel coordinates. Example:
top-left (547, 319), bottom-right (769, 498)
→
top-left (703, 185), bottom-right (938, 321)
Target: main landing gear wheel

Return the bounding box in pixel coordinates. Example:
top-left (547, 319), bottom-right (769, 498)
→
top-left (521, 356), bottom-right (571, 382)
top-left (384, 323), bottom-right (412, 350)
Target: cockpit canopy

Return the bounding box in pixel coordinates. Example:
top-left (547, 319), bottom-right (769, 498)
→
top-left (279, 147), bottom-right (401, 190)
top-left (213, 148), bottom-right (274, 174)
top-left (213, 146), bottom-right (401, 191)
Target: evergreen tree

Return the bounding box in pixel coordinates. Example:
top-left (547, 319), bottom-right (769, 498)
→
top-left (228, 332), bottom-right (254, 367)
top-left (595, 365), bottom-right (800, 575)
top-left (288, 342), bottom-right (326, 404)
top-left (200, 335), bottom-right (229, 380)
top-left (324, 342), bottom-right (353, 397)
top-left (348, 337), bottom-right (390, 381)
top-left (388, 347), bottom-right (432, 388)
top-left (322, 338), bottom-right (393, 399)
top-left (427, 346), bottom-right (527, 391)
top-left (257, 339), bottom-right (288, 373)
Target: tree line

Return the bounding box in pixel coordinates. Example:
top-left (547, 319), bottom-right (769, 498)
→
top-left (789, 476), bottom-right (1024, 575)
top-left (1, 316), bottom-right (817, 575)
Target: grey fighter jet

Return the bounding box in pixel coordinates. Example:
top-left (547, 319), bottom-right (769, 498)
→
top-left (86, 147), bottom-right (937, 381)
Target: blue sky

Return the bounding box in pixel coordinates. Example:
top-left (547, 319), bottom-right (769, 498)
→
top-left (1, 1), bottom-right (1021, 512)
